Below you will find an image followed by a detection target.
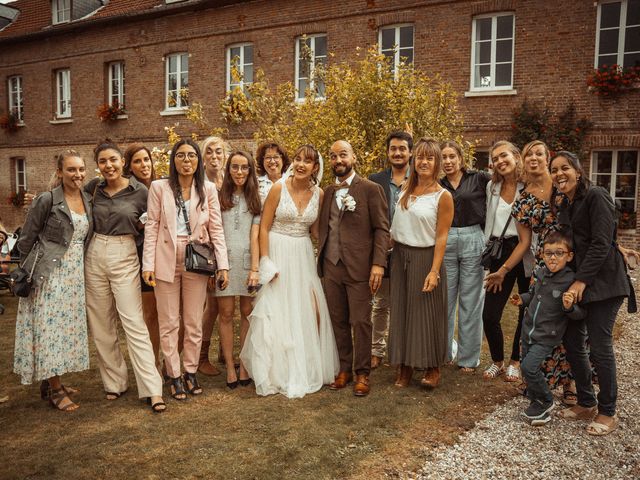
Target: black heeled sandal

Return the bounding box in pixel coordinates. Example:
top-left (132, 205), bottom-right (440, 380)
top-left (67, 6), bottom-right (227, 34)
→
top-left (238, 378), bottom-right (253, 387)
top-left (146, 397), bottom-right (167, 413)
top-left (170, 377), bottom-right (187, 400)
top-left (183, 372), bottom-right (203, 395)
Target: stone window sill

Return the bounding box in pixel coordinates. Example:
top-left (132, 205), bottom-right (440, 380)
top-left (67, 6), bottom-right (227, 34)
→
top-left (464, 89), bottom-right (517, 97)
top-left (49, 118), bottom-right (73, 124)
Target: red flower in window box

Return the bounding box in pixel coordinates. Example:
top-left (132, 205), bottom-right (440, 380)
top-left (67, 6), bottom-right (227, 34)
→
top-left (587, 64), bottom-right (640, 96)
top-left (0, 112), bottom-right (19, 133)
top-left (97, 101), bottom-right (126, 122)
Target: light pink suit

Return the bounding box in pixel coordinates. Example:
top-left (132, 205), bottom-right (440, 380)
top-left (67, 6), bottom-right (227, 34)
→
top-left (143, 179), bottom-right (228, 378)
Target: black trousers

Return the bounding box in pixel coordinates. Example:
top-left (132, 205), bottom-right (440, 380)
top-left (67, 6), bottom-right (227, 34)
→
top-left (482, 237), bottom-right (530, 363)
top-left (563, 296), bottom-right (624, 417)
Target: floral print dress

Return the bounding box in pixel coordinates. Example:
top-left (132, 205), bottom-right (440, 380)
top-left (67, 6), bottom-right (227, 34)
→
top-left (512, 190), bottom-right (571, 389)
top-left (14, 211), bottom-right (90, 384)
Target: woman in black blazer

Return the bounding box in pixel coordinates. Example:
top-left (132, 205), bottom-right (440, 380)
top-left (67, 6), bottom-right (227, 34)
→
top-left (551, 151), bottom-right (630, 436)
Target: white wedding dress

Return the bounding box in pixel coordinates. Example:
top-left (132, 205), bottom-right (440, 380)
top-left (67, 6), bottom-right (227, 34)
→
top-left (240, 184), bottom-right (339, 398)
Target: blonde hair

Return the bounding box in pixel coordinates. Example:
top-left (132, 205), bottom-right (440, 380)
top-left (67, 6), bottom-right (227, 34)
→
top-left (201, 136), bottom-right (230, 166)
top-left (489, 140), bottom-right (522, 185)
top-left (50, 149), bottom-right (84, 190)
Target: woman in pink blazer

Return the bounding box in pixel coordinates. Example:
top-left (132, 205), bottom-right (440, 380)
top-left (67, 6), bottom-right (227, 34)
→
top-left (143, 139), bottom-right (229, 400)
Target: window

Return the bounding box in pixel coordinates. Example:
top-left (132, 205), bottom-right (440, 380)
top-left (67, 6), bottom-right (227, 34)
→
top-left (55, 69), bottom-right (71, 118)
top-left (592, 149), bottom-right (639, 229)
top-left (108, 62), bottom-right (125, 108)
top-left (166, 53), bottom-right (189, 110)
top-left (8, 75), bottom-right (23, 122)
top-left (470, 13), bottom-right (515, 90)
top-left (295, 34), bottom-right (327, 100)
top-left (227, 43), bottom-right (253, 95)
top-left (52, 0), bottom-right (70, 24)
top-left (379, 25), bottom-right (414, 76)
top-left (14, 158), bottom-right (26, 193)
top-left (596, 0), bottom-right (640, 68)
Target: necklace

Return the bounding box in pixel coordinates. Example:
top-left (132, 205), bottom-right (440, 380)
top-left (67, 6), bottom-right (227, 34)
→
top-left (413, 180), bottom-right (438, 196)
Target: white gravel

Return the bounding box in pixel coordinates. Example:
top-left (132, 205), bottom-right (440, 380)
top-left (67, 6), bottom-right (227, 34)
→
top-left (414, 284), bottom-right (640, 480)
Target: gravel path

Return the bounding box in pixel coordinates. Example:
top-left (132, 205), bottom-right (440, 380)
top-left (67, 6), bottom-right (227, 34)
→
top-left (415, 287), bottom-right (640, 480)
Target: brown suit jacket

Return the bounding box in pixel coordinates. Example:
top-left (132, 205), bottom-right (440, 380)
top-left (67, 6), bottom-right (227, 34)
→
top-left (317, 174), bottom-right (390, 282)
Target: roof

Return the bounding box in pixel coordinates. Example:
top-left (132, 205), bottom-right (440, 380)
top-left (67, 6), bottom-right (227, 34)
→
top-left (0, 0), bottom-right (248, 40)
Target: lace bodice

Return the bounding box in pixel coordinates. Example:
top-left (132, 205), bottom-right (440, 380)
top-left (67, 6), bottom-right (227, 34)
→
top-left (270, 184), bottom-right (320, 237)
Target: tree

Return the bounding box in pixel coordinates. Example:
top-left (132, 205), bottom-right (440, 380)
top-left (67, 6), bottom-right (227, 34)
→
top-left (187, 45), bottom-right (469, 183)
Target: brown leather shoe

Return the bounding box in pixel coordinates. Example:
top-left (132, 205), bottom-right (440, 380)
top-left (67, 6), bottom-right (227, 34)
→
top-left (371, 355), bottom-right (383, 369)
top-left (198, 360), bottom-right (221, 376)
top-left (394, 365), bottom-right (413, 387)
top-left (421, 367), bottom-right (440, 388)
top-left (353, 374), bottom-right (370, 396)
top-left (329, 372), bottom-right (353, 390)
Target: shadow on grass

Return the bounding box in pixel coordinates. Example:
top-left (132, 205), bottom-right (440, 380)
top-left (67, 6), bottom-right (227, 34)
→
top-left (0, 293), bottom-right (520, 479)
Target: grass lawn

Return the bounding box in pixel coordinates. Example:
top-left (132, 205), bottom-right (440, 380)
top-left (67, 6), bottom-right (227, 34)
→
top-left (0, 292), bottom-right (520, 479)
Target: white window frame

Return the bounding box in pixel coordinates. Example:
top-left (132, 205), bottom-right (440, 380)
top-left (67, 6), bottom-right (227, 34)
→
top-left (52, 0), bottom-right (70, 25)
top-left (165, 53), bottom-right (189, 111)
top-left (226, 43), bottom-right (254, 94)
top-left (295, 34), bottom-right (328, 101)
top-left (378, 24), bottom-right (414, 78)
top-left (595, 0), bottom-right (640, 68)
top-left (469, 12), bottom-right (515, 91)
top-left (591, 149), bottom-right (639, 228)
top-left (15, 158), bottom-right (26, 193)
top-left (8, 75), bottom-right (23, 122)
top-left (55, 69), bottom-right (71, 118)
top-left (108, 61), bottom-right (125, 108)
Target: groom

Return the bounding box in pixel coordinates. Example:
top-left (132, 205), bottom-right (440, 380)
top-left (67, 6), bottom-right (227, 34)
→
top-left (317, 140), bottom-right (390, 396)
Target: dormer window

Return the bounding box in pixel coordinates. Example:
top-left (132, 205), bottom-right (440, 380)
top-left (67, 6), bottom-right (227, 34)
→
top-left (52, 0), bottom-right (70, 25)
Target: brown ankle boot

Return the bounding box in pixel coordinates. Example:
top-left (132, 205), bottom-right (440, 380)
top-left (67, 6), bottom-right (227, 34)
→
top-left (394, 365), bottom-right (413, 387)
top-left (421, 367), bottom-right (440, 388)
top-left (198, 341), bottom-right (221, 376)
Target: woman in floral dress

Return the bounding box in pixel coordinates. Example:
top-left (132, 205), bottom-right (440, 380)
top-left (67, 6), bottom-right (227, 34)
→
top-left (14, 150), bottom-right (93, 411)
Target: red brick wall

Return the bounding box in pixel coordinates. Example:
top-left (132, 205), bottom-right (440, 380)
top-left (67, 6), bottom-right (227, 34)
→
top-left (0, 0), bottom-right (638, 248)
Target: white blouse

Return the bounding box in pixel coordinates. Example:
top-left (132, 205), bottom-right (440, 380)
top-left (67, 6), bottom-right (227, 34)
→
top-left (391, 189), bottom-right (445, 248)
top-left (491, 197), bottom-right (518, 238)
top-left (177, 199), bottom-right (190, 236)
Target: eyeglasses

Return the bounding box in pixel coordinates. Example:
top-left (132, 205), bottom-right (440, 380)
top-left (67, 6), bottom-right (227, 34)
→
top-left (175, 152), bottom-right (198, 161)
top-left (264, 155), bottom-right (282, 163)
top-left (230, 164), bottom-right (250, 172)
top-left (543, 250), bottom-right (568, 258)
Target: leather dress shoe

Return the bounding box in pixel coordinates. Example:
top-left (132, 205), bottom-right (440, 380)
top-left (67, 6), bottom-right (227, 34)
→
top-left (353, 374), bottom-right (370, 396)
top-left (371, 355), bottom-right (383, 369)
top-left (394, 365), bottom-right (413, 387)
top-left (421, 367), bottom-right (441, 388)
top-left (329, 372), bottom-right (353, 390)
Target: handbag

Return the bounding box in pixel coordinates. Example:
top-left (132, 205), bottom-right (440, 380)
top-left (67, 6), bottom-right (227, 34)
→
top-left (8, 244), bottom-right (41, 297)
top-left (481, 214), bottom-right (513, 269)
top-left (178, 191), bottom-right (217, 276)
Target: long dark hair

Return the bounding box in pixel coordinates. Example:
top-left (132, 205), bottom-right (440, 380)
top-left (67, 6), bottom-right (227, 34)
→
top-left (400, 137), bottom-right (441, 210)
top-left (550, 150), bottom-right (591, 214)
top-left (123, 143), bottom-right (155, 181)
top-left (219, 151), bottom-right (261, 215)
top-left (255, 141), bottom-right (290, 176)
top-left (169, 139), bottom-right (206, 209)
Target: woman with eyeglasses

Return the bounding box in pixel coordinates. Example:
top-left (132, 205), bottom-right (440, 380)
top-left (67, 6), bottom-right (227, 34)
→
top-left (256, 142), bottom-right (291, 205)
top-left (143, 139), bottom-right (229, 400)
top-left (215, 151), bottom-right (261, 389)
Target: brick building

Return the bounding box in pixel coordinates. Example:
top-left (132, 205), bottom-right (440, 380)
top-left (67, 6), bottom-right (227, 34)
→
top-left (0, 0), bottom-right (638, 248)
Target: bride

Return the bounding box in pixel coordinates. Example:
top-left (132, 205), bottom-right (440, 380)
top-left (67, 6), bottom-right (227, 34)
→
top-left (240, 144), bottom-right (339, 398)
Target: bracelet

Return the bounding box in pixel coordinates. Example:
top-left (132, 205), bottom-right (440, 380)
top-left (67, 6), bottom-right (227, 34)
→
top-left (250, 269), bottom-right (259, 273)
top-left (429, 271), bottom-right (440, 280)
top-left (500, 264), bottom-right (511, 272)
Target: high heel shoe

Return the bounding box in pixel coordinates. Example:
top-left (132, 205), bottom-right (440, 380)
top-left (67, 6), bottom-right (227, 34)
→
top-left (238, 378), bottom-right (253, 387)
top-left (226, 380), bottom-right (239, 390)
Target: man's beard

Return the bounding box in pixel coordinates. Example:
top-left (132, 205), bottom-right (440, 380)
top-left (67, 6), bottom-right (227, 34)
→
top-left (332, 164), bottom-right (352, 177)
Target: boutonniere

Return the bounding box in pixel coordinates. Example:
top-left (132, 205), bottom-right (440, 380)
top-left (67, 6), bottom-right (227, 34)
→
top-left (342, 193), bottom-right (356, 212)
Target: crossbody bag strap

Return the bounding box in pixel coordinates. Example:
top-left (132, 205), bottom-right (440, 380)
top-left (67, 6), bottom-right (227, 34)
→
top-left (176, 190), bottom-right (193, 241)
top-left (497, 213), bottom-right (513, 241)
top-left (21, 191), bottom-right (53, 273)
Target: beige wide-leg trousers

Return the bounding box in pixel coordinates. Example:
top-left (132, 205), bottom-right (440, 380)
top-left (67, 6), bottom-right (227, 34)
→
top-left (85, 233), bottom-right (163, 398)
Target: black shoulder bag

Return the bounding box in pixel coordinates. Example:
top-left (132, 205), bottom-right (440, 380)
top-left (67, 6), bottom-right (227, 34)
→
top-left (177, 191), bottom-right (218, 276)
top-left (481, 214), bottom-right (513, 270)
top-left (9, 192), bottom-right (53, 297)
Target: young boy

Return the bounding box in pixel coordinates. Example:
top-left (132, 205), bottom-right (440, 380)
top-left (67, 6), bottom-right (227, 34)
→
top-left (510, 229), bottom-right (586, 426)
